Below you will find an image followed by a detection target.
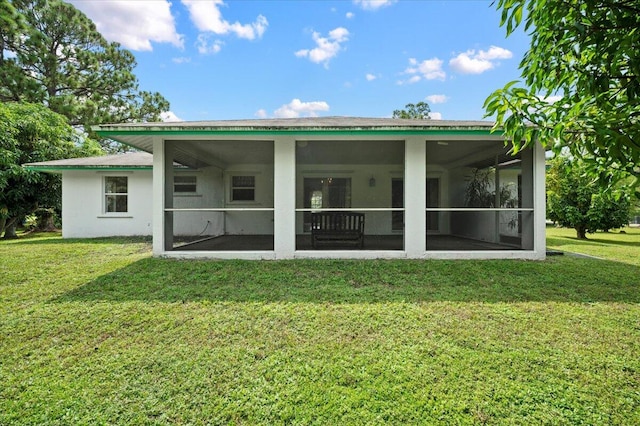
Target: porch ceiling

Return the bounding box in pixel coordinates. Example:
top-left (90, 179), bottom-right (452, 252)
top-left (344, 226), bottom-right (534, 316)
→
top-left (426, 140), bottom-right (518, 168)
top-left (167, 140), bottom-right (274, 169)
top-left (167, 140), bottom-right (406, 169)
top-left (296, 140), bottom-right (404, 165)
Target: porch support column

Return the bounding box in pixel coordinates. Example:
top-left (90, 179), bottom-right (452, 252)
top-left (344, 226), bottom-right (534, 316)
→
top-left (273, 136), bottom-right (296, 259)
top-left (164, 143), bottom-right (174, 251)
top-left (532, 141), bottom-right (546, 258)
top-left (152, 137), bottom-right (169, 255)
top-left (405, 137), bottom-right (427, 258)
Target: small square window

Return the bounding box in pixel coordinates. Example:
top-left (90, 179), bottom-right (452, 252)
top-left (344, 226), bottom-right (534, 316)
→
top-left (174, 175), bottom-right (197, 193)
top-left (105, 176), bottom-right (128, 213)
top-left (231, 175), bottom-right (255, 201)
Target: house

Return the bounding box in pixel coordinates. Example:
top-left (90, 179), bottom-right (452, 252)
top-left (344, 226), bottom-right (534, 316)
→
top-left (25, 117), bottom-right (546, 260)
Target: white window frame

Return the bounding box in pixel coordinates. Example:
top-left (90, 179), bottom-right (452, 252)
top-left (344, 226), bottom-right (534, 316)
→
top-left (229, 175), bottom-right (256, 203)
top-left (104, 176), bottom-right (128, 214)
top-left (174, 175), bottom-right (198, 194)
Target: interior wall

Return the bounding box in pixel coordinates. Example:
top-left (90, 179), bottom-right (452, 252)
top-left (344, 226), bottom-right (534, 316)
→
top-left (173, 166), bottom-right (224, 237)
top-left (223, 164), bottom-right (275, 235)
top-left (295, 164), bottom-right (404, 235)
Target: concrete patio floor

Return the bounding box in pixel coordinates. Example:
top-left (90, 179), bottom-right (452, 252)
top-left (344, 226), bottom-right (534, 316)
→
top-left (172, 234), bottom-right (520, 251)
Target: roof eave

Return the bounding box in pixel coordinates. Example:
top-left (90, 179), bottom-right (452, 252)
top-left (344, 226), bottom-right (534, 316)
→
top-left (23, 165), bottom-right (153, 173)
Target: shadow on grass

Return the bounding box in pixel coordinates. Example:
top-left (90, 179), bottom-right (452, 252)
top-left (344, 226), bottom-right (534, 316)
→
top-left (53, 256), bottom-right (640, 304)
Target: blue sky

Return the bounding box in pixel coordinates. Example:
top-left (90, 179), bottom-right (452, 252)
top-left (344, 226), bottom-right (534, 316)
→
top-left (69, 0), bottom-right (530, 122)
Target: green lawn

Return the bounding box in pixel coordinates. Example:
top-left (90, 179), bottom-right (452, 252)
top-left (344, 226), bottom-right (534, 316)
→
top-left (1, 232), bottom-right (639, 425)
top-left (547, 226), bottom-right (640, 266)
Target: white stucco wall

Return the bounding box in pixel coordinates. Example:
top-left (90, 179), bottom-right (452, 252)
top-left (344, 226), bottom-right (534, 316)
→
top-left (61, 170), bottom-right (153, 238)
top-left (223, 164), bottom-right (275, 235)
top-left (172, 167), bottom-right (225, 237)
top-left (61, 165), bottom-right (269, 238)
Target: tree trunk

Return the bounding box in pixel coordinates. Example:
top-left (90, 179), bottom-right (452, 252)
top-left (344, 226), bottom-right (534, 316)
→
top-left (576, 226), bottom-right (587, 239)
top-left (40, 213), bottom-right (57, 232)
top-left (2, 219), bottom-right (18, 239)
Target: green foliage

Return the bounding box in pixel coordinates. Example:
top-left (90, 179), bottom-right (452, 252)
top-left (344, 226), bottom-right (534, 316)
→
top-left (0, 102), bottom-right (94, 237)
top-left (465, 168), bottom-right (516, 208)
top-left (0, 0), bottom-right (24, 42)
top-left (23, 208), bottom-right (60, 232)
top-left (1, 235), bottom-right (640, 423)
top-left (0, 0), bottom-right (170, 151)
top-left (485, 0), bottom-right (640, 184)
top-left (392, 101), bottom-right (431, 119)
top-left (547, 156), bottom-right (630, 238)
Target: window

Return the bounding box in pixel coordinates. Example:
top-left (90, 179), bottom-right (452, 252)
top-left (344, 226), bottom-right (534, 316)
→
top-left (105, 176), bottom-right (128, 213)
top-left (231, 175), bottom-right (255, 201)
top-left (174, 175), bottom-right (197, 193)
top-left (304, 177), bottom-right (351, 209)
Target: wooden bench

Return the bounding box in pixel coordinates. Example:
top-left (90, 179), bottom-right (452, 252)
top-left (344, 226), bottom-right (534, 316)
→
top-left (311, 212), bottom-right (365, 249)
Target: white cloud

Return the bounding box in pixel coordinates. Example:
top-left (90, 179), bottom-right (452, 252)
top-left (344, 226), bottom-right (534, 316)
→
top-left (425, 94), bottom-right (448, 104)
top-left (69, 0), bottom-right (183, 51)
top-left (295, 27), bottom-right (349, 67)
top-left (365, 73), bottom-right (377, 81)
top-left (273, 99), bottom-right (330, 118)
top-left (430, 112), bottom-right (443, 120)
top-left (353, 0), bottom-right (397, 10)
top-left (182, 0), bottom-right (268, 40)
top-left (346, 12), bottom-right (355, 19)
top-left (172, 57), bottom-right (191, 64)
top-left (255, 109), bottom-right (268, 118)
top-left (449, 45), bottom-right (513, 74)
top-left (161, 111), bottom-right (183, 122)
top-left (196, 35), bottom-right (224, 55)
top-left (543, 95), bottom-right (563, 104)
top-left (401, 57), bottom-right (446, 83)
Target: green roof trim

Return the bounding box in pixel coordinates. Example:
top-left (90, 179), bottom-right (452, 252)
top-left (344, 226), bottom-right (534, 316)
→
top-left (95, 128), bottom-right (500, 137)
top-left (24, 165), bottom-right (153, 172)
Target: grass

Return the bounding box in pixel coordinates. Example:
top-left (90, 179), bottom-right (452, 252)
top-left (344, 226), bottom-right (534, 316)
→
top-left (547, 226), bottom-right (640, 266)
top-left (1, 232), bottom-right (639, 425)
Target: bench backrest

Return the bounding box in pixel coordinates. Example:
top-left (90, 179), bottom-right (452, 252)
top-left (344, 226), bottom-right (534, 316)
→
top-left (311, 212), bottom-right (365, 232)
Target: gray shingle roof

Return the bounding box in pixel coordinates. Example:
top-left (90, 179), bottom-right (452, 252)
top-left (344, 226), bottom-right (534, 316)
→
top-left (24, 152), bottom-right (153, 169)
top-left (25, 117), bottom-right (503, 171)
top-left (96, 116), bottom-right (496, 131)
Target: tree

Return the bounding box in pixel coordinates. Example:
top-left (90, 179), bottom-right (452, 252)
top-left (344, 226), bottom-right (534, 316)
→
top-left (546, 156), bottom-right (630, 239)
top-left (0, 102), bottom-right (101, 238)
top-left (0, 0), bottom-right (170, 151)
top-left (392, 102), bottom-right (431, 119)
top-left (0, 0), bottom-right (24, 48)
top-left (484, 0), bottom-right (640, 190)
